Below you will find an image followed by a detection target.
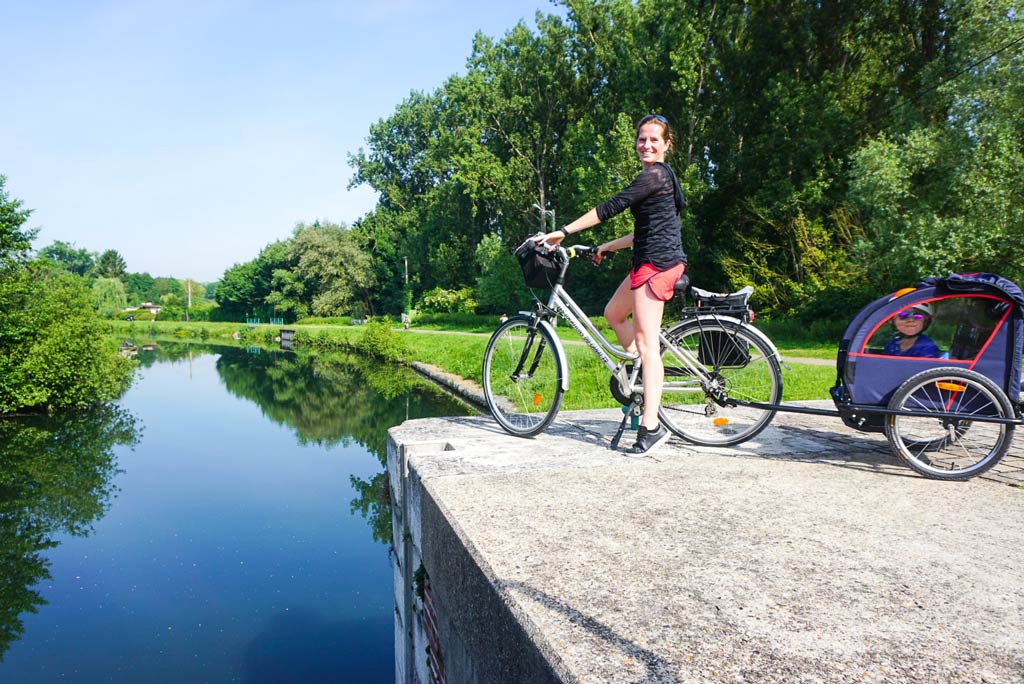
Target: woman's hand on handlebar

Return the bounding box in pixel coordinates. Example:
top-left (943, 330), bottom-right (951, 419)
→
top-left (591, 244), bottom-right (611, 267)
top-left (529, 230), bottom-right (564, 248)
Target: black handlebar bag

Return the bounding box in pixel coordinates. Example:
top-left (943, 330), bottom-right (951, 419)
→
top-left (515, 240), bottom-right (567, 290)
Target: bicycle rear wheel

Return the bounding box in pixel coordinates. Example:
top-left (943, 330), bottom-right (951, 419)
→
top-left (658, 319), bottom-right (782, 446)
top-left (884, 368), bottom-right (1014, 480)
top-left (483, 317), bottom-right (565, 437)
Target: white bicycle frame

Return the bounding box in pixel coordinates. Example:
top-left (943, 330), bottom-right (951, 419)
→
top-left (526, 244), bottom-right (783, 403)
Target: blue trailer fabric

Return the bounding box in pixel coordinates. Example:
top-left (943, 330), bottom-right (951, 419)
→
top-left (833, 272), bottom-right (1022, 413)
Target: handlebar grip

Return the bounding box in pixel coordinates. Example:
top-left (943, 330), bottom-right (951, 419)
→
top-left (566, 245), bottom-right (596, 258)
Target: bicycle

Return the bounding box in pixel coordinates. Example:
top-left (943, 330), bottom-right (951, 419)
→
top-left (482, 240), bottom-right (785, 448)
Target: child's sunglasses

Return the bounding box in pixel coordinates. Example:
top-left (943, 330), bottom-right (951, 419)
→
top-left (897, 311), bottom-right (926, 321)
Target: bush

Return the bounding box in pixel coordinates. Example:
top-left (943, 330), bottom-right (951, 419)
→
top-left (0, 265), bottom-right (135, 412)
top-left (419, 287), bottom-right (477, 314)
top-left (294, 316), bottom-right (352, 326)
top-left (115, 310), bottom-right (155, 321)
top-left (355, 320), bottom-right (410, 362)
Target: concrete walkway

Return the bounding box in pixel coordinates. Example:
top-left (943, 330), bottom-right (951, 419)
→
top-left (389, 403), bottom-right (1024, 683)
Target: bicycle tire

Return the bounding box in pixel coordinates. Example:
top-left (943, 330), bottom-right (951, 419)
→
top-left (658, 319), bottom-right (782, 446)
top-left (884, 368), bottom-right (1014, 480)
top-left (482, 316), bottom-right (565, 437)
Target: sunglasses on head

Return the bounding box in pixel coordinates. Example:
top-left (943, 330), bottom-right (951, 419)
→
top-left (640, 113), bottom-right (669, 125)
top-left (897, 311), bottom-right (926, 321)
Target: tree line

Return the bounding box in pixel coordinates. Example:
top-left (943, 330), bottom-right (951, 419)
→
top-left (217, 0), bottom-right (1021, 326)
top-left (6, 0), bottom-right (1023, 340)
top-left (38, 241), bottom-right (213, 321)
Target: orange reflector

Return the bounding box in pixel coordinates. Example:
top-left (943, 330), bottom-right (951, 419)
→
top-left (889, 287), bottom-right (917, 300)
top-left (935, 382), bottom-right (966, 392)
top-left (713, 417), bottom-right (730, 426)
top-left (533, 393), bottom-right (543, 406)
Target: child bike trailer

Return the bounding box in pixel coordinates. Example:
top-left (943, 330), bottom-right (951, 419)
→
top-left (830, 272), bottom-right (1024, 479)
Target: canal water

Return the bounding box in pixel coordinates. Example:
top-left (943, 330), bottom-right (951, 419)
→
top-left (0, 342), bottom-right (473, 683)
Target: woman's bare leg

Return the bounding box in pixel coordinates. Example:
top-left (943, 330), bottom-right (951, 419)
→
top-left (604, 275), bottom-right (636, 353)
top-left (632, 283), bottom-right (666, 430)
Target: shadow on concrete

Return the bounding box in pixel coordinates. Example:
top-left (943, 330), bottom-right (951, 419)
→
top-left (498, 579), bottom-right (679, 684)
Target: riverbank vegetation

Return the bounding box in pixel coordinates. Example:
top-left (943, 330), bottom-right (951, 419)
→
top-left (0, 177), bottom-right (135, 414)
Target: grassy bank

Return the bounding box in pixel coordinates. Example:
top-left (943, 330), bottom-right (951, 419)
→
top-left (109, 318), bottom-right (837, 408)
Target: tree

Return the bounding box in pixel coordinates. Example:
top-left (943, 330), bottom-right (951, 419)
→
top-left (94, 250), bottom-right (127, 279)
top-left (0, 180), bottom-right (135, 413)
top-left (91, 277), bottom-right (128, 317)
top-left (0, 175), bottom-right (35, 271)
top-left (475, 233), bottom-right (530, 314)
top-left (125, 272), bottom-right (159, 305)
top-left (848, 0), bottom-right (1024, 289)
top-left (38, 241), bottom-right (95, 277)
top-left (288, 222), bottom-right (377, 317)
top-left (214, 260), bottom-right (259, 321)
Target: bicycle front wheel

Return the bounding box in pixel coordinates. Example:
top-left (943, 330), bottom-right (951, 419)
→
top-left (884, 368), bottom-right (1014, 480)
top-left (482, 317), bottom-right (565, 437)
top-left (659, 319), bottom-right (782, 446)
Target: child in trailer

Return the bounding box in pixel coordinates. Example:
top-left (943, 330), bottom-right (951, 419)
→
top-left (884, 303), bottom-right (941, 358)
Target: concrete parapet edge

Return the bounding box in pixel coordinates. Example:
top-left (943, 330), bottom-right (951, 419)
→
top-left (389, 408), bottom-right (1024, 684)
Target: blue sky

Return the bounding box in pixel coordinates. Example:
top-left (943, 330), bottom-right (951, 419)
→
top-left (2, 1), bottom-right (564, 282)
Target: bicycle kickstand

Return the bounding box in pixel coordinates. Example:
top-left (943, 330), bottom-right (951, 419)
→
top-left (609, 395), bottom-right (643, 450)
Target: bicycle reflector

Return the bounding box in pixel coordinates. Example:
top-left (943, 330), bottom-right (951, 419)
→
top-left (935, 381), bottom-right (967, 392)
top-left (533, 393), bottom-right (543, 406)
top-left (713, 417), bottom-right (730, 426)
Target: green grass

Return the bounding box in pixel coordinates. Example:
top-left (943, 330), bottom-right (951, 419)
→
top-left (107, 317), bottom-right (839, 408)
top-left (401, 328), bottom-right (837, 409)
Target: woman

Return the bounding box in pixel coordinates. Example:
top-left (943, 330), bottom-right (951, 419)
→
top-left (534, 113), bottom-right (687, 454)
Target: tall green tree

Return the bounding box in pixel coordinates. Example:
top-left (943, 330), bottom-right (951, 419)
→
top-left (0, 175), bottom-right (35, 271)
top-left (288, 221), bottom-right (376, 317)
top-left (125, 272), bottom-right (159, 305)
top-left (38, 241), bottom-right (95, 277)
top-left (341, 0), bottom-right (1023, 317)
top-left (91, 277), bottom-right (128, 317)
top-left (0, 180), bottom-right (134, 413)
top-left (214, 260), bottom-right (259, 321)
top-left (94, 249), bottom-right (127, 279)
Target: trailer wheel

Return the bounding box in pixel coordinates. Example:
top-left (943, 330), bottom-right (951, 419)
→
top-left (884, 368), bottom-right (1014, 479)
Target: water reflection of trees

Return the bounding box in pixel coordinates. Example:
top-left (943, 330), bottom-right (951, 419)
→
top-left (144, 342), bottom-right (471, 547)
top-left (0, 405), bottom-right (139, 661)
top-left (213, 346), bottom-right (471, 547)
top-left (213, 346), bottom-right (469, 458)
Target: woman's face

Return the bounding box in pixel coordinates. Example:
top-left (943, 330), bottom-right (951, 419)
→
top-left (636, 122), bottom-right (669, 167)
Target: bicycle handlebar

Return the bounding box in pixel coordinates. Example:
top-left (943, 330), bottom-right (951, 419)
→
top-left (564, 244), bottom-right (597, 258)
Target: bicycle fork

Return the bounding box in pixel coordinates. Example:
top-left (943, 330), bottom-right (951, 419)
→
top-left (510, 317), bottom-right (549, 382)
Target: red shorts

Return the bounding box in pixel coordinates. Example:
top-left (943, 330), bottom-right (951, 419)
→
top-left (630, 263), bottom-right (686, 301)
